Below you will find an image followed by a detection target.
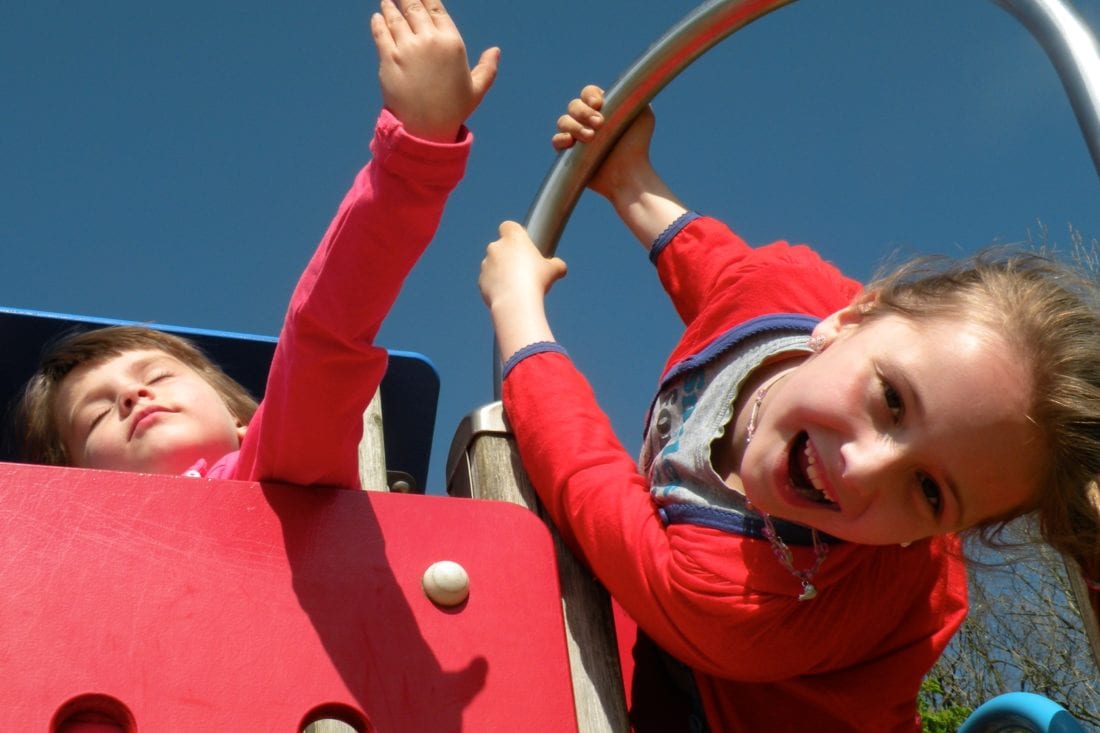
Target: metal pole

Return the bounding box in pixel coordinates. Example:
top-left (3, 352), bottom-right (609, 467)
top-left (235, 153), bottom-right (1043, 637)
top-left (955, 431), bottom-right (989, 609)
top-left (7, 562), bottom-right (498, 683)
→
top-left (994, 0), bottom-right (1100, 178)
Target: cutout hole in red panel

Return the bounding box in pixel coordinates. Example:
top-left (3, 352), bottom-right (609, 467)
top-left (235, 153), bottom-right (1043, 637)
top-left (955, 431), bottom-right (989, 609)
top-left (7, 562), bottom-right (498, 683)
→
top-left (51, 694), bottom-right (135, 733)
top-left (300, 703), bottom-right (372, 733)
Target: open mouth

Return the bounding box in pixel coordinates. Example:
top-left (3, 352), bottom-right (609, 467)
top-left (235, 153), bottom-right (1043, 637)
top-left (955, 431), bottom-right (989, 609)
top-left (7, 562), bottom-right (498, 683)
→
top-left (788, 432), bottom-right (839, 508)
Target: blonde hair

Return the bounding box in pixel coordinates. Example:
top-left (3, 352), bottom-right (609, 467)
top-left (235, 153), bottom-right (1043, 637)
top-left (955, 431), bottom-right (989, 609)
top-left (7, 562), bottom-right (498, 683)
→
top-left (864, 248), bottom-right (1100, 617)
top-left (14, 325), bottom-right (258, 467)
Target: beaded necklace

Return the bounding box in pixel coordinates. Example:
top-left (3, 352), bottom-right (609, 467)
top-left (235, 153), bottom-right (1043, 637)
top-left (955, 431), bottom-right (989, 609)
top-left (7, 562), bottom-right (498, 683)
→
top-left (744, 374), bottom-right (829, 601)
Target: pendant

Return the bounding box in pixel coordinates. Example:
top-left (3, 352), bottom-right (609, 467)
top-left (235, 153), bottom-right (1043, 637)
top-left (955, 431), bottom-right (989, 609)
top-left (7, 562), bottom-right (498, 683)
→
top-left (798, 583), bottom-right (818, 601)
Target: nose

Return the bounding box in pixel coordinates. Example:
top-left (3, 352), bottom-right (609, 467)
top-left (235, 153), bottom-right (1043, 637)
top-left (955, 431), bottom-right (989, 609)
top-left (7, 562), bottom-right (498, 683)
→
top-left (117, 384), bottom-right (152, 416)
top-left (839, 437), bottom-right (906, 498)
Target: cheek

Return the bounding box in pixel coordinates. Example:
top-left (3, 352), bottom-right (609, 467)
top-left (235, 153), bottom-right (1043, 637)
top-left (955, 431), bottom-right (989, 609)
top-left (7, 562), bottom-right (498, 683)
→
top-left (78, 434), bottom-right (122, 469)
top-left (794, 359), bottom-right (865, 412)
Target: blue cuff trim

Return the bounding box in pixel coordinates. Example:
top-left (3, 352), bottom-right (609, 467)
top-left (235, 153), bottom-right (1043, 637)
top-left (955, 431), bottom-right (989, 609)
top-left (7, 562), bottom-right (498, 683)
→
top-left (649, 211), bottom-right (703, 265)
top-left (501, 341), bottom-right (569, 380)
top-left (659, 503), bottom-right (840, 546)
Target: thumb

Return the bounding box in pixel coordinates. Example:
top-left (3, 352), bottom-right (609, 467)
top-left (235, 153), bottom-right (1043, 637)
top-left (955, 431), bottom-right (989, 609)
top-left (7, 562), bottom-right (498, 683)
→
top-left (498, 219), bottom-right (525, 238)
top-left (547, 256), bottom-right (568, 283)
top-left (469, 47), bottom-right (501, 102)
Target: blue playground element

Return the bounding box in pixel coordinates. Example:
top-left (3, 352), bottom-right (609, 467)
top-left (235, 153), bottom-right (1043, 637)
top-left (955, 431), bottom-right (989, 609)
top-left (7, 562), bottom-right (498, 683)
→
top-left (0, 307), bottom-right (439, 492)
top-left (958, 692), bottom-right (1086, 732)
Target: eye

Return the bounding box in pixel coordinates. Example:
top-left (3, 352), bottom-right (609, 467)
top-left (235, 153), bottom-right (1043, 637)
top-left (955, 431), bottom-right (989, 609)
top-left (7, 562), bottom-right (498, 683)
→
top-left (87, 408), bottom-right (110, 433)
top-left (148, 370), bottom-right (172, 384)
top-left (882, 380), bottom-right (904, 422)
top-left (919, 474), bottom-right (942, 515)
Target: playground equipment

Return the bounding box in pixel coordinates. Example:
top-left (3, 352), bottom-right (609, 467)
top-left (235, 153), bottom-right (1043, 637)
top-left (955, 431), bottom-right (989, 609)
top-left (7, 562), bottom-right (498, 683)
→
top-left (2, 0), bottom-right (1098, 730)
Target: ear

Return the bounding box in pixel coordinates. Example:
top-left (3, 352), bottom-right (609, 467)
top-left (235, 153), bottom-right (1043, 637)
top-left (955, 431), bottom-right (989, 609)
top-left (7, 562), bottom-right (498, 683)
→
top-left (235, 422), bottom-right (248, 446)
top-left (812, 291), bottom-right (878, 347)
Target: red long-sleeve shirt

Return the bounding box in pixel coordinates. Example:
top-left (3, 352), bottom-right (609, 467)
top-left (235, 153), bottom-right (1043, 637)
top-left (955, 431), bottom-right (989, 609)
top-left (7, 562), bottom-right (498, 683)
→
top-left (503, 216), bottom-right (968, 732)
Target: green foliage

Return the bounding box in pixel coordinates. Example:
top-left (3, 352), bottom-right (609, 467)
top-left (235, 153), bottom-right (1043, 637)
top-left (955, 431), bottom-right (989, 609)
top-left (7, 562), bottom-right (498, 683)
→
top-left (922, 523), bottom-right (1100, 729)
top-left (918, 676), bottom-right (972, 733)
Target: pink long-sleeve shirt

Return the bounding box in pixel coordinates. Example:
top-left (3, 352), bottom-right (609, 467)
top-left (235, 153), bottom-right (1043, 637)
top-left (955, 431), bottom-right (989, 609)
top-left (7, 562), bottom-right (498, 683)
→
top-left (193, 109), bottom-right (470, 488)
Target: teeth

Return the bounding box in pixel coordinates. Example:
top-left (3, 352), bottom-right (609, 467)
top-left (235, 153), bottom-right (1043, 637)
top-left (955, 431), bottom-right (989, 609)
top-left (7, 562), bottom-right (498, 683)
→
top-left (803, 442), bottom-right (835, 504)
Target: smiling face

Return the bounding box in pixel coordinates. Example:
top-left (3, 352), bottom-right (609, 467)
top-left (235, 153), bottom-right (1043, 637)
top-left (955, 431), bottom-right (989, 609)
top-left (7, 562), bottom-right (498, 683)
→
top-left (737, 311), bottom-right (1044, 545)
top-left (53, 349), bottom-right (247, 475)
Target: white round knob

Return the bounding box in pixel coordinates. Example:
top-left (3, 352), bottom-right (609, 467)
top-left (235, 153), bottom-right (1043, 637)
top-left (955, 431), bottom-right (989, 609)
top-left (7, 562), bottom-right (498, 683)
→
top-left (422, 560), bottom-right (470, 607)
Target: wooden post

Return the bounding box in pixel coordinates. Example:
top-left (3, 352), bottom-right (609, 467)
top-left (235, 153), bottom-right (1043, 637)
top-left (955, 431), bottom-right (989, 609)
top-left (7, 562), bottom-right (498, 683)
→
top-left (447, 402), bottom-right (630, 733)
top-left (358, 390), bottom-right (387, 492)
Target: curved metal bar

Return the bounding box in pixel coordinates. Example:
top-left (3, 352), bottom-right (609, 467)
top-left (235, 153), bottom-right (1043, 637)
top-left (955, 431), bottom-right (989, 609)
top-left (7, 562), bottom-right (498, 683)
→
top-left (525, 0), bottom-right (1100, 260)
top-left (994, 0), bottom-right (1100, 176)
top-left (492, 0), bottom-right (1100, 396)
top-left (494, 0), bottom-right (796, 394)
top-left (523, 0), bottom-right (795, 256)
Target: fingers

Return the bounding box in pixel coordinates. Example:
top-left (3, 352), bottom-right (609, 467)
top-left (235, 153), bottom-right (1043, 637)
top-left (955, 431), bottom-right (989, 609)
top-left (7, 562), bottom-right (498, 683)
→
top-left (551, 86), bottom-right (606, 151)
top-left (378, 0), bottom-right (453, 39)
top-left (377, 0), bottom-right (410, 42)
top-left (567, 97), bottom-right (603, 129)
top-left (410, 0), bottom-right (460, 35)
top-left (580, 84), bottom-right (605, 109)
top-left (498, 220), bottom-right (526, 238)
top-left (552, 114), bottom-right (594, 151)
top-left (470, 46), bottom-right (501, 102)
top-left (546, 256), bottom-right (568, 284)
top-left (551, 131), bottom-right (577, 152)
top-left (369, 9), bottom-right (396, 56)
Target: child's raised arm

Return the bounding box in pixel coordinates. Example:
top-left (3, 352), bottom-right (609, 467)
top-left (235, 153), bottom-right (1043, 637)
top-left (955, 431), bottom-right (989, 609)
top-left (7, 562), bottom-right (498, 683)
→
top-left (371, 0), bottom-right (499, 142)
top-left (553, 85), bottom-right (687, 251)
top-left (234, 0), bottom-right (497, 488)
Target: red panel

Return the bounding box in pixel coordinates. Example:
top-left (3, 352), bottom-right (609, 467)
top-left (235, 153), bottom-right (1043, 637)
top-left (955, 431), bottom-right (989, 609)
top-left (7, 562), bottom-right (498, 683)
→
top-left (0, 463), bottom-right (577, 731)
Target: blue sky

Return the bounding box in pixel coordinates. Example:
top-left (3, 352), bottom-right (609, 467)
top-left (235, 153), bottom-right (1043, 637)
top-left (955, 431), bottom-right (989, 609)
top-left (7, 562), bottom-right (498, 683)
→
top-left (4, 1), bottom-right (1100, 493)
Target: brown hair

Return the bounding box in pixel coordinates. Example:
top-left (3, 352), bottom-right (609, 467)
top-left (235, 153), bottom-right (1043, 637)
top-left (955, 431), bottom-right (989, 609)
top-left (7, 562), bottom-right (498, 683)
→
top-left (863, 248), bottom-right (1100, 618)
top-left (14, 325), bottom-right (258, 466)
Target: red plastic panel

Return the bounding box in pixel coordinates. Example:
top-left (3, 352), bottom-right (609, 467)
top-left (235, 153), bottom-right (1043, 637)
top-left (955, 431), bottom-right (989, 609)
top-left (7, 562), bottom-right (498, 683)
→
top-left (0, 463), bottom-right (577, 731)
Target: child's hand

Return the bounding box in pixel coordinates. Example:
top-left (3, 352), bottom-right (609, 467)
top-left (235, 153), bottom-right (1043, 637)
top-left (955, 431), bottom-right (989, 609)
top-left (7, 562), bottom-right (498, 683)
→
top-left (479, 222), bottom-right (567, 359)
top-left (371, 0), bottom-right (500, 143)
top-left (550, 85), bottom-right (685, 250)
top-left (550, 85), bottom-right (656, 202)
top-left (479, 221), bottom-right (567, 309)
top-left (551, 85), bottom-right (607, 151)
